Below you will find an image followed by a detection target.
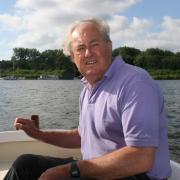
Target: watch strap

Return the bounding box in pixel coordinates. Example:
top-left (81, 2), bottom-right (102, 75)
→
top-left (70, 161), bottom-right (80, 178)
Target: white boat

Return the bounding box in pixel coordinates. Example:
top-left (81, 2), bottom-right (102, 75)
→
top-left (0, 130), bottom-right (179, 180)
top-left (0, 130), bottom-right (81, 179)
top-left (3, 76), bottom-right (17, 80)
top-left (37, 75), bottom-right (59, 80)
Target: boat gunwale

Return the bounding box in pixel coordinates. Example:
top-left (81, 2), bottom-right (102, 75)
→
top-left (0, 129), bottom-right (64, 143)
top-left (1, 131), bottom-right (180, 180)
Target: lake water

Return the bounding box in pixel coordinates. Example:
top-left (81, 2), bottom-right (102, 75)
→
top-left (0, 80), bottom-right (179, 163)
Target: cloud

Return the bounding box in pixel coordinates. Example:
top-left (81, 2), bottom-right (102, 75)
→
top-left (13, 31), bottom-right (60, 50)
top-left (9, 0), bottom-right (142, 50)
top-left (156, 16), bottom-right (180, 52)
top-left (0, 0), bottom-right (180, 60)
top-left (142, 17), bottom-right (180, 52)
top-left (15, 0), bottom-right (141, 13)
top-left (0, 14), bottom-right (23, 31)
top-left (110, 15), bottom-right (180, 52)
top-left (109, 16), bottom-right (154, 48)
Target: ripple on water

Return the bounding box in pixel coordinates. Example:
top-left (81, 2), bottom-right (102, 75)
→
top-left (0, 80), bottom-right (180, 163)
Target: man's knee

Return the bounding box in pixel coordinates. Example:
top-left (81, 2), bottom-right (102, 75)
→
top-left (13, 154), bottom-right (38, 169)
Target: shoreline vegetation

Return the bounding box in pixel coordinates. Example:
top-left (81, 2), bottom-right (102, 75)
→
top-left (149, 69), bottom-right (180, 80)
top-left (0, 46), bottom-right (180, 80)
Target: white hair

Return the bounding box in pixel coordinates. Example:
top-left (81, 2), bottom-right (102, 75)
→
top-left (63, 18), bottom-right (111, 56)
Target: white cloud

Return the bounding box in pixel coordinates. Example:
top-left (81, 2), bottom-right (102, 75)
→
top-left (15, 0), bottom-right (60, 10)
top-left (109, 16), bottom-right (154, 49)
top-left (9, 0), bottom-right (142, 50)
top-left (110, 15), bottom-right (180, 52)
top-left (12, 30), bottom-right (63, 52)
top-left (160, 16), bottom-right (180, 42)
top-left (0, 14), bottom-right (23, 30)
top-left (0, 0), bottom-right (180, 60)
top-left (15, 0), bottom-right (141, 13)
top-left (131, 17), bottom-right (153, 29)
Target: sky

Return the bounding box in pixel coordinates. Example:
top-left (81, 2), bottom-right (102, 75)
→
top-left (0, 0), bottom-right (180, 60)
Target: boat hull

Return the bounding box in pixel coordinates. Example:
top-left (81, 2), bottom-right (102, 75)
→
top-left (0, 131), bottom-right (179, 179)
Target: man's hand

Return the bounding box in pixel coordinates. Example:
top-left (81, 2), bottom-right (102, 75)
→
top-left (14, 117), bottom-right (40, 138)
top-left (38, 164), bottom-right (70, 180)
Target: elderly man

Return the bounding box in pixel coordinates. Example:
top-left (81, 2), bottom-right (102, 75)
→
top-left (4, 18), bottom-right (171, 180)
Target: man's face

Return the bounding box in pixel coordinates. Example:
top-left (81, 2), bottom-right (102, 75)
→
top-left (70, 23), bottom-right (112, 85)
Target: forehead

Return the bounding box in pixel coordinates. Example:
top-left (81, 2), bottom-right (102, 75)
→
top-left (71, 23), bottom-right (103, 45)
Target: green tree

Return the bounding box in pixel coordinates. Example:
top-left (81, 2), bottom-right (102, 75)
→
top-left (113, 46), bottom-right (141, 65)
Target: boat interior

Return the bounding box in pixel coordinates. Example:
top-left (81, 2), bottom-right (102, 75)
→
top-left (0, 131), bottom-right (179, 180)
top-left (0, 131), bottom-right (81, 179)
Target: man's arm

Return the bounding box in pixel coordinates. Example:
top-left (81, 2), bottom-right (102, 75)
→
top-left (39, 146), bottom-right (155, 180)
top-left (14, 117), bottom-right (81, 148)
top-left (35, 128), bottom-right (81, 148)
top-left (78, 146), bottom-right (156, 179)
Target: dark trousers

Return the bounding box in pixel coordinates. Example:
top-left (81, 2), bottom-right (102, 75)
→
top-left (4, 154), bottom-right (151, 180)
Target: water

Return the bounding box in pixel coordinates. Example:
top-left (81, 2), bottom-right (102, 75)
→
top-left (0, 80), bottom-right (179, 163)
top-left (157, 80), bottom-right (180, 163)
top-left (0, 80), bottom-right (83, 130)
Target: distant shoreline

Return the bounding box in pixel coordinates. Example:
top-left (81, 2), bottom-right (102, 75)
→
top-left (1, 68), bottom-right (180, 80)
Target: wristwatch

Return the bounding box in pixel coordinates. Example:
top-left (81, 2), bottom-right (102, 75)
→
top-left (70, 161), bottom-right (80, 178)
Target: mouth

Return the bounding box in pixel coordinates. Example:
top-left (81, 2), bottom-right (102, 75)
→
top-left (85, 60), bottom-right (97, 65)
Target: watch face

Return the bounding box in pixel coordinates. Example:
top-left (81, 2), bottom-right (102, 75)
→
top-left (70, 161), bottom-right (80, 178)
top-left (72, 170), bottom-right (79, 177)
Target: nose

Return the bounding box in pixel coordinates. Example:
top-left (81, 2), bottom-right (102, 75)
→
top-left (84, 47), bottom-right (92, 57)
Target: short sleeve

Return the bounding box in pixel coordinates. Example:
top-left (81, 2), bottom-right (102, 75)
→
top-left (121, 81), bottom-right (160, 147)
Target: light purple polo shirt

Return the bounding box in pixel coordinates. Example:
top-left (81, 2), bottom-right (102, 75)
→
top-left (78, 56), bottom-right (171, 179)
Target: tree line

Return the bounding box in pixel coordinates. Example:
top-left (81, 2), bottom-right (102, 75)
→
top-left (0, 48), bottom-right (77, 79)
top-left (0, 47), bottom-right (180, 79)
top-left (113, 47), bottom-right (180, 79)
top-left (113, 47), bottom-right (180, 70)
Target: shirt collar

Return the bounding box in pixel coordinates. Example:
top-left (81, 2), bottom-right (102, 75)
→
top-left (81, 56), bottom-right (125, 88)
top-left (104, 56), bottom-right (125, 79)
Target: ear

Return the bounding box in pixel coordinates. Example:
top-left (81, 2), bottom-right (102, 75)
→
top-left (70, 52), bottom-right (75, 63)
top-left (108, 41), bottom-right (112, 50)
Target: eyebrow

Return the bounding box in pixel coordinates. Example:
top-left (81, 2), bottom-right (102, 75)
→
top-left (89, 39), bottom-right (101, 44)
top-left (76, 44), bottom-right (85, 49)
top-left (76, 39), bottom-right (101, 47)
top-left (74, 37), bottom-right (105, 50)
